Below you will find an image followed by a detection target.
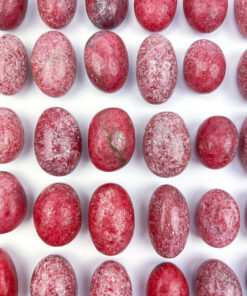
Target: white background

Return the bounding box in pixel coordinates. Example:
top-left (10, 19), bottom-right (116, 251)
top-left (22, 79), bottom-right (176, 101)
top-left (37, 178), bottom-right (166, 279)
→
top-left (1, 0), bottom-right (247, 295)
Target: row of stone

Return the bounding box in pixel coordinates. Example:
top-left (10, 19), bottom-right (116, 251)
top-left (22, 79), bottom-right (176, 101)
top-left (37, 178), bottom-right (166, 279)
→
top-left (1, 106), bottom-right (246, 177)
top-left (1, 0), bottom-right (247, 37)
top-left (0, 249), bottom-right (243, 295)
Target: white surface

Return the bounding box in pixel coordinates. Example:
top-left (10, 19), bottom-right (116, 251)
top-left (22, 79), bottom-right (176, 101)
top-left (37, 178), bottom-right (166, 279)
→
top-left (1, 0), bottom-right (247, 295)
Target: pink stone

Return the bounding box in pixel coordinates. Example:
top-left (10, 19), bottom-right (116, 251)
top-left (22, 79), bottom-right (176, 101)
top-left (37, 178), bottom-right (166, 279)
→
top-left (195, 259), bottom-right (242, 296)
top-left (38, 0), bottom-right (77, 29)
top-left (134, 0), bottom-right (177, 32)
top-left (86, 0), bottom-right (128, 29)
top-left (149, 185), bottom-right (190, 258)
top-left (143, 112), bottom-right (191, 178)
top-left (0, 108), bottom-right (24, 164)
top-left (90, 261), bottom-right (132, 296)
top-left (0, 171), bottom-right (27, 234)
top-left (0, 249), bottom-right (18, 296)
top-left (147, 263), bottom-right (189, 296)
top-left (0, 0), bottom-right (27, 30)
top-left (0, 34), bottom-right (27, 95)
top-left (31, 31), bottom-right (76, 97)
top-left (84, 31), bottom-right (128, 92)
top-left (33, 183), bottom-right (82, 247)
top-left (196, 116), bottom-right (238, 169)
top-left (196, 189), bottom-right (240, 248)
top-left (235, 0), bottom-right (247, 37)
top-left (184, 39), bottom-right (226, 93)
top-left (31, 255), bottom-right (77, 296)
top-left (184, 0), bottom-right (228, 33)
top-left (88, 183), bottom-right (134, 256)
top-left (34, 107), bottom-right (82, 176)
top-left (136, 34), bottom-right (177, 104)
top-left (88, 108), bottom-right (135, 172)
